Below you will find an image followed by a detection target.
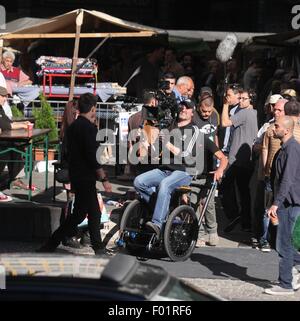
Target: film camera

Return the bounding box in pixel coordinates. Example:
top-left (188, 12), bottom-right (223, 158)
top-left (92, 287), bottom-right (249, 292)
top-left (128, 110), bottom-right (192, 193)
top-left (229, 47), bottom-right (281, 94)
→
top-left (143, 80), bottom-right (178, 129)
top-left (113, 95), bottom-right (139, 111)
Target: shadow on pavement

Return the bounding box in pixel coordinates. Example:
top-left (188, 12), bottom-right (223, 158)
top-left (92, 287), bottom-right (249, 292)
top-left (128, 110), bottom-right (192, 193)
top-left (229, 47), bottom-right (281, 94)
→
top-left (190, 252), bottom-right (268, 284)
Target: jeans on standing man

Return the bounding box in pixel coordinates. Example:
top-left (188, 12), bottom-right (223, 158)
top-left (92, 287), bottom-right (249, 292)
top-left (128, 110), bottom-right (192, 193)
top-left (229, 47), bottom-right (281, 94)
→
top-left (276, 205), bottom-right (300, 289)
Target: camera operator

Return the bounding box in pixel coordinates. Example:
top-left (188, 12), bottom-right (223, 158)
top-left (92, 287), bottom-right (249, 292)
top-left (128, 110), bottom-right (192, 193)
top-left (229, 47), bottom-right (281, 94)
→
top-left (134, 99), bottom-right (227, 236)
top-left (147, 72), bottom-right (178, 131)
top-left (117, 90), bottom-right (159, 180)
top-left (130, 74), bottom-right (177, 171)
top-left (127, 90), bottom-right (158, 136)
top-left (136, 75), bottom-right (178, 167)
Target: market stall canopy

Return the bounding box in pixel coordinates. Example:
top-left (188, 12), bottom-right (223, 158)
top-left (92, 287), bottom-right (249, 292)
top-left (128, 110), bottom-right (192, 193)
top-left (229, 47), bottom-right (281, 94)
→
top-left (4, 17), bottom-right (48, 33)
top-left (167, 30), bottom-right (209, 52)
top-left (167, 30), bottom-right (273, 53)
top-left (251, 30), bottom-right (300, 47)
top-left (168, 30), bottom-right (271, 43)
top-left (1, 11), bottom-right (273, 54)
top-left (0, 8), bottom-right (168, 50)
top-left (249, 30), bottom-right (300, 76)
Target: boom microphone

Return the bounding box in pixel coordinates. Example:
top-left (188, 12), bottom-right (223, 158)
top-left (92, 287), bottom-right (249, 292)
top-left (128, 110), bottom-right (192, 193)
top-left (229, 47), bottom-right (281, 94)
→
top-left (216, 33), bottom-right (238, 63)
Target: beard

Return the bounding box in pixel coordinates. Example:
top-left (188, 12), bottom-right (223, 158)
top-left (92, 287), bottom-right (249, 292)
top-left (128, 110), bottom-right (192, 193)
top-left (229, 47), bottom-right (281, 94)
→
top-left (273, 131), bottom-right (284, 139)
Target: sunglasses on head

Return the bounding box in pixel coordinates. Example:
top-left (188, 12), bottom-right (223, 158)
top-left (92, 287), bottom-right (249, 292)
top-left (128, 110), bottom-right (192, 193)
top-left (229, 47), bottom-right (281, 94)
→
top-left (228, 83), bottom-right (241, 90)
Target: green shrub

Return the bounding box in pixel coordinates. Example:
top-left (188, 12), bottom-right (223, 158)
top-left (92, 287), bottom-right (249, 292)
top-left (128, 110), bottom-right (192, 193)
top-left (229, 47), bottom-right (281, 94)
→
top-left (32, 93), bottom-right (58, 144)
top-left (292, 216), bottom-right (300, 251)
top-left (11, 104), bottom-right (24, 118)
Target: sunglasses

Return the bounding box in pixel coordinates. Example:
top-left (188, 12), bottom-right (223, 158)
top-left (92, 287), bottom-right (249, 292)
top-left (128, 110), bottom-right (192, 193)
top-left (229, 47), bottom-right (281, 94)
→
top-left (228, 83), bottom-right (241, 90)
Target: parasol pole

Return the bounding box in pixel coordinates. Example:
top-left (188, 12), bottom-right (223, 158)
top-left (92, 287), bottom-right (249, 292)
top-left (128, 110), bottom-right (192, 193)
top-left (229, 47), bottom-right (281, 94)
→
top-left (0, 39), bottom-right (3, 58)
top-left (68, 9), bottom-right (83, 102)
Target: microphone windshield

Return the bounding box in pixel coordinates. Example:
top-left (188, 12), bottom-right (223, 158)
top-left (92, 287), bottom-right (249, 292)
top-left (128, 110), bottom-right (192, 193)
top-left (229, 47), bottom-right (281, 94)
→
top-left (216, 33), bottom-right (238, 63)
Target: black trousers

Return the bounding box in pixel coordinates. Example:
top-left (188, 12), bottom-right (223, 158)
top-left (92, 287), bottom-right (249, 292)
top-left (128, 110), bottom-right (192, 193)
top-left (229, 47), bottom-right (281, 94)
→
top-left (0, 148), bottom-right (24, 183)
top-left (252, 179), bottom-right (265, 239)
top-left (50, 180), bottom-right (103, 250)
top-left (220, 164), bottom-right (253, 229)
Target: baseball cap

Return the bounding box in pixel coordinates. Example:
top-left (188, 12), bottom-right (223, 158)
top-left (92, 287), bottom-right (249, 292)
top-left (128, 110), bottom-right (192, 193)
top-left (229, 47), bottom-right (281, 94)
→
top-left (0, 86), bottom-right (8, 96)
top-left (268, 94), bottom-right (283, 104)
top-left (179, 99), bottom-right (195, 110)
top-left (282, 89), bottom-right (296, 97)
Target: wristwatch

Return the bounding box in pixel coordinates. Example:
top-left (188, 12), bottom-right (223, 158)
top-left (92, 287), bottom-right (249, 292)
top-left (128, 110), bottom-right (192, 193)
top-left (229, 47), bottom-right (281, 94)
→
top-left (100, 177), bottom-right (109, 182)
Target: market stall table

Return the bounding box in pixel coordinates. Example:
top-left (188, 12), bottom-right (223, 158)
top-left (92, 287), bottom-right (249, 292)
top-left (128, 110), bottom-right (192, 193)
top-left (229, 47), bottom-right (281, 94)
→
top-left (0, 128), bottom-right (51, 200)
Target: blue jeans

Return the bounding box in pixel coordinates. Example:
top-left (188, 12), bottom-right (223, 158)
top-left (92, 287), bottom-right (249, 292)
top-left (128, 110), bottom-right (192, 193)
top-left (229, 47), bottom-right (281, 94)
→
top-left (134, 169), bottom-right (192, 228)
top-left (261, 178), bottom-right (273, 244)
top-left (261, 212), bottom-right (270, 244)
top-left (276, 204), bottom-right (300, 289)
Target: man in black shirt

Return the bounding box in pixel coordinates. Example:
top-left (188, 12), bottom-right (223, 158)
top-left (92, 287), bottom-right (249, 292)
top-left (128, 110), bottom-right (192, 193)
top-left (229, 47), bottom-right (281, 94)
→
top-left (193, 94), bottom-right (219, 140)
top-left (37, 93), bottom-right (112, 255)
top-left (192, 92), bottom-right (222, 246)
top-left (193, 92), bottom-right (220, 169)
top-left (134, 99), bottom-right (227, 236)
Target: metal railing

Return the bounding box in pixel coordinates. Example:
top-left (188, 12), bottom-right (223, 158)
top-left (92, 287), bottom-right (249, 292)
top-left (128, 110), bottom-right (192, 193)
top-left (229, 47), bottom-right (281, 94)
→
top-left (8, 98), bottom-right (141, 127)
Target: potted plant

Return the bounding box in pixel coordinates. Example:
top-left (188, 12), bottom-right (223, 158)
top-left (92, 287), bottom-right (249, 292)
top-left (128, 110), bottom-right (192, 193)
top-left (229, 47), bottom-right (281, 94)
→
top-left (11, 104), bottom-right (24, 118)
top-left (32, 93), bottom-right (59, 161)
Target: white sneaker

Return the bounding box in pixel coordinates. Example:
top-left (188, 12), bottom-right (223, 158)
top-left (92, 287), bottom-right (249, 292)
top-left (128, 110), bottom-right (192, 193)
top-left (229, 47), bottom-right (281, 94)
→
top-left (264, 285), bottom-right (294, 295)
top-left (292, 267), bottom-right (300, 290)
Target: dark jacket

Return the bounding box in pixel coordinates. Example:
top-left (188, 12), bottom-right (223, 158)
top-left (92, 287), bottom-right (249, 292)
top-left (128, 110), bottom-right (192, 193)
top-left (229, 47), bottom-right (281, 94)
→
top-left (274, 136), bottom-right (300, 207)
top-left (0, 105), bottom-right (12, 131)
top-left (66, 115), bottom-right (101, 183)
